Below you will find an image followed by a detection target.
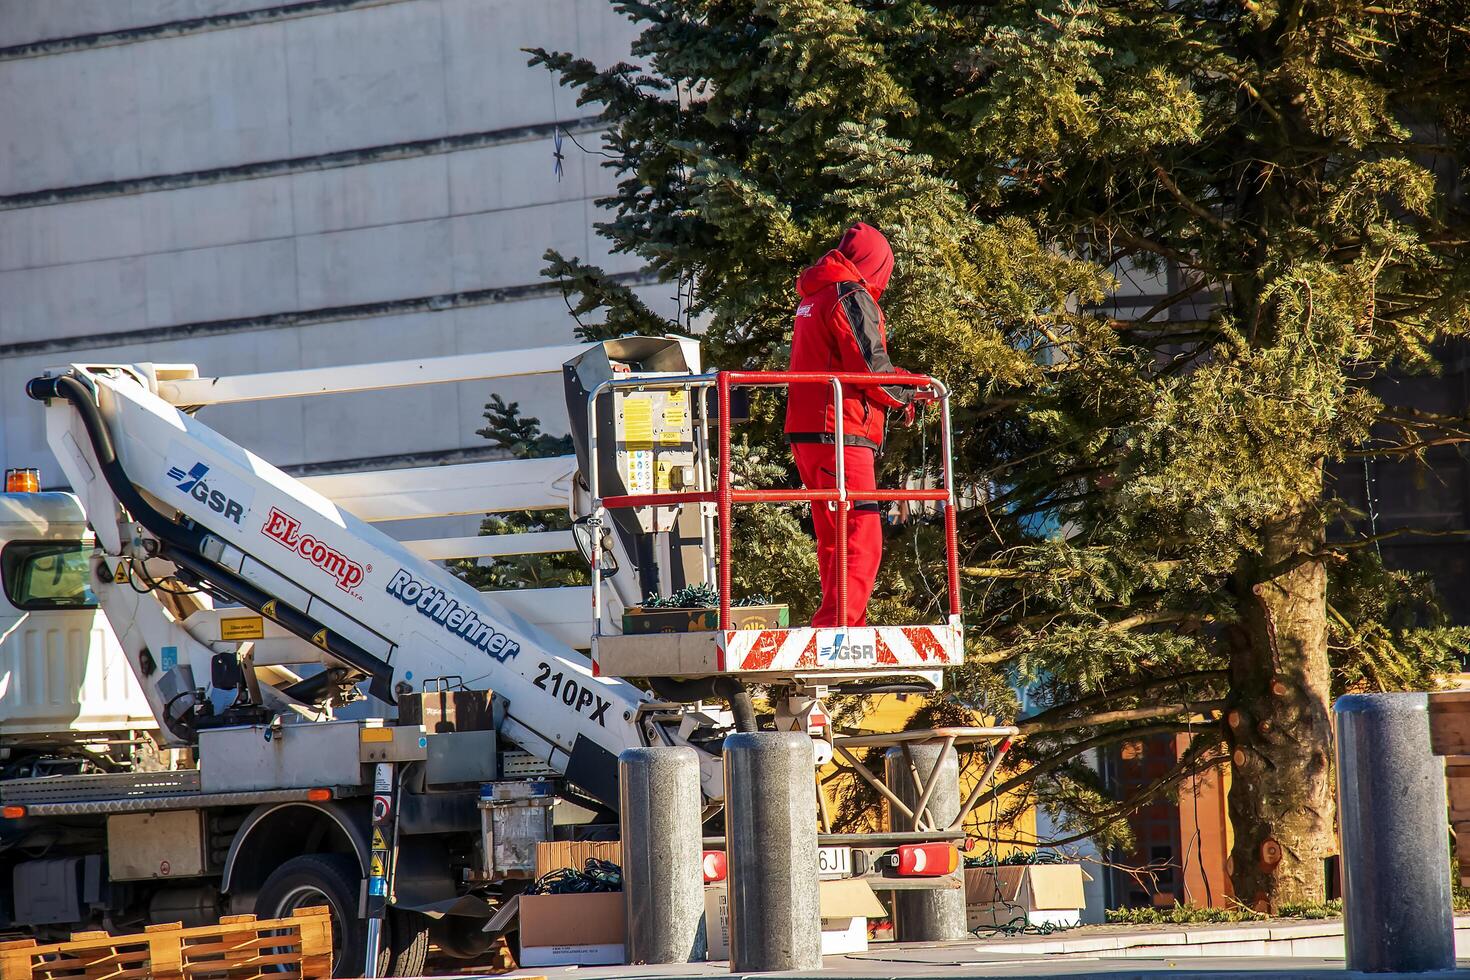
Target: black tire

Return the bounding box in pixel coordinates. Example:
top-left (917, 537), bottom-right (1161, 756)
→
top-left (254, 853), bottom-right (432, 978)
top-left (255, 853), bottom-right (366, 977)
top-left (383, 909), bottom-right (430, 977)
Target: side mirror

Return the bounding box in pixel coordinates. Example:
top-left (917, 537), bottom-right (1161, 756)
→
top-left (572, 518), bottom-right (620, 580)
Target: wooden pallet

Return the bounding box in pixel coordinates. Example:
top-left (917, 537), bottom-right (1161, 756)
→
top-left (0, 907), bottom-right (332, 980)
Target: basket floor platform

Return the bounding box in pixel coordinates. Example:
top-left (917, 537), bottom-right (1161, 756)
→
top-left (592, 623), bottom-right (962, 680)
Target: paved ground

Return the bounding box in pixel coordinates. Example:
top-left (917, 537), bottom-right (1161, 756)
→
top-left (424, 918), bottom-right (1470, 978)
top-left (477, 941), bottom-right (1470, 980)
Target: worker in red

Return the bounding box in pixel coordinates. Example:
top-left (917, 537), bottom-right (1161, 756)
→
top-left (785, 222), bottom-right (914, 627)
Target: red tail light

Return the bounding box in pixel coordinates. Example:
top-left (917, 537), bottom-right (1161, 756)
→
top-left (895, 843), bottom-right (958, 876)
top-left (702, 850), bottom-right (727, 883)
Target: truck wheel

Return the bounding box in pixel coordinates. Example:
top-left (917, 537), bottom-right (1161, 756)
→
top-left (383, 910), bottom-right (430, 977)
top-left (255, 853), bottom-right (366, 977)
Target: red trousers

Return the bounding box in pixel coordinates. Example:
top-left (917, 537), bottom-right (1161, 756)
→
top-left (792, 443), bottom-right (882, 627)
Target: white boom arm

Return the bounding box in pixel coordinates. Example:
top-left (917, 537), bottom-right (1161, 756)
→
top-left (35, 363), bottom-right (724, 801)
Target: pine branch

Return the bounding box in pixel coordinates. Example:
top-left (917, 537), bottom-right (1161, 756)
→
top-left (1114, 276), bottom-right (1215, 327)
top-left (1345, 436), bottom-right (1470, 458)
top-left (1331, 527), bottom-right (1470, 550)
top-left (1019, 670), bottom-right (1230, 731)
top-left (1091, 224), bottom-right (1215, 273)
top-left (1105, 609), bottom-right (1207, 632)
top-left (1146, 157), bottom-right (1240, 239)
top-left (969, 746), bottom-right (1230, 850)
top-left (1020, 699), bottom-right (1228, 736)
top-left (975, 720), bottom-right (1214, 812)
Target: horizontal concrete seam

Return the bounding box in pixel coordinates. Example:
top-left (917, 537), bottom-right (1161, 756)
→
top-left (0, 117), bottom-right (608, 212)
top-left (0, 0), bottom-right (408, 63)
top-left (279, 444), bottom-right (513, 478)
top-left (0, 271), bottom-right (652, 358)
top-left (2, 192), bottom-right (609, 274)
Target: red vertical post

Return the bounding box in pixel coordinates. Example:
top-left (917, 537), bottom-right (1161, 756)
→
top-left (944, 500), bottom-right (962, 620)
top-left (717, 372), bottom-right (733, 631)
top-left (835, 495), bottom-right (849, 628)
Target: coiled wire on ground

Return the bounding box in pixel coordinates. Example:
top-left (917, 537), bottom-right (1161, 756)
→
top-left (966, 845), bottom-right (1077, 938)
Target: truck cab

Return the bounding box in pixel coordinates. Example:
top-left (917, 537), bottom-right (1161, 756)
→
top-left (0, 491), bottom-right (156, 777)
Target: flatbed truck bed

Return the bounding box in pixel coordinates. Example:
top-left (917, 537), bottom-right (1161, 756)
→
top-left (1, 769), bottom-right (363, 816)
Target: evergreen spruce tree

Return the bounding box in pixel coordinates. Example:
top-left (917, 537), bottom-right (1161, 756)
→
top-left (530, 0), bottom-right (1470, 908)
top-left (452, 396), bottom-right (587, 592)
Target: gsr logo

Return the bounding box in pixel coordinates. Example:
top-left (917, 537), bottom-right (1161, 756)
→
top-left (819, 631), bottom-right (877, 663)
top-left (166, 461), bottom-right (247, 525)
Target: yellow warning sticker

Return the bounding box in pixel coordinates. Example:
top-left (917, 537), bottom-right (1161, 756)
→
top-left (361, 727), bottom-right (394, 743)
top-left (372, 827), bottom-right (388, 850)
top-left (370, 853), bottom-right (387, 877)
top-left (220, 616), bottom-right (265, 641)
top-left (261, 599), bottom-right (278, 619)
top-left (311, 629), bottom-right (329, 650)
top-left (621, 396), bottom-right (655, 449)
top-left (113, 561), bottom-right (129, 584)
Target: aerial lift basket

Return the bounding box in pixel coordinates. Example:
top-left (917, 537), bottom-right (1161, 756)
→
top-left (587, 369), bottom-right (964, 683)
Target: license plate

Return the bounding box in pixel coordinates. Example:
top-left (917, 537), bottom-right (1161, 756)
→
top-left (817, 846), bottom-right (852, 879)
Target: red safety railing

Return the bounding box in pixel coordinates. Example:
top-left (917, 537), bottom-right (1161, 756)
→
top-left (592, 370), bottom-right (962, 631)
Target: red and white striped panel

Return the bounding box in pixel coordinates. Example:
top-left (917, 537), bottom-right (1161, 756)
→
top-left (719, 624), bottom-right (962, 673)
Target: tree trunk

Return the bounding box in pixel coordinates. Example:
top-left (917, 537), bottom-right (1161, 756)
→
top-left (1226, 498), bottom-right (1335, 911)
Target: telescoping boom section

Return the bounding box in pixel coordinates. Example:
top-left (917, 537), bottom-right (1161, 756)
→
top-left (27, 362), bottom-right (686, 802)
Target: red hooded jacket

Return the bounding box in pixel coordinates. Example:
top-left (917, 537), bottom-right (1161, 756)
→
top-left (784, 223), bottom-right (911, 450)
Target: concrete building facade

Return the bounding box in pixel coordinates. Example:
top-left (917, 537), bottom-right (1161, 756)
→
top-left (0, 0), bottom-right (662, 485)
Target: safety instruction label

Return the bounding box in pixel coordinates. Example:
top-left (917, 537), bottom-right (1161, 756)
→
top-left (664, 391), bottom-right (687, 429)
top-left (220, 616), bottom-right (264, 640)
top-left (626, 449), bottom-right (654, 492)
top-left (621, 396), bottom-right (655, 450)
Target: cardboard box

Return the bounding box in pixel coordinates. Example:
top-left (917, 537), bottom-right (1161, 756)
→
top-left (534, 840), bottom-right (623, 879)
top-left (518, 891), bottom-right (625, 967)
top-left (622, 604), bottom-right (789, 635)
top-left (703, 878), bottom-right (888, 960)
top-left (965, 863), bottom-right (1090, 930)
top-left (704, 884), bottom-right (730, 960)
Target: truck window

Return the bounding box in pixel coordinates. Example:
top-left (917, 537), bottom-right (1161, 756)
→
top-left (1, 541), bottom-right (98, 610)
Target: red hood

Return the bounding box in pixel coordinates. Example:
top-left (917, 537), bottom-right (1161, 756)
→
top-left (796, 250), bottom-right (867, 299)
top-left (796, 223), bottom-right (894, 300)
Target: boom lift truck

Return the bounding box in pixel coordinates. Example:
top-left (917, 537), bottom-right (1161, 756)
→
top-left (0, 337), bottom-right (1003, 975)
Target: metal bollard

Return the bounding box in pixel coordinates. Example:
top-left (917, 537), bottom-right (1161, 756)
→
top-left (619, 746), bottom-right (707, 964)
top-left (885, 743), bottom-right (967, 941)
top-left (724, 732), bottom-right (823, 972)
top-left (1336, 692), bottom-right (1455, 973)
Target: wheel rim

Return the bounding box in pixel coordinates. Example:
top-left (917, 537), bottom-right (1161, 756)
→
top-left (270, 885), bottom-right (348, 974)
